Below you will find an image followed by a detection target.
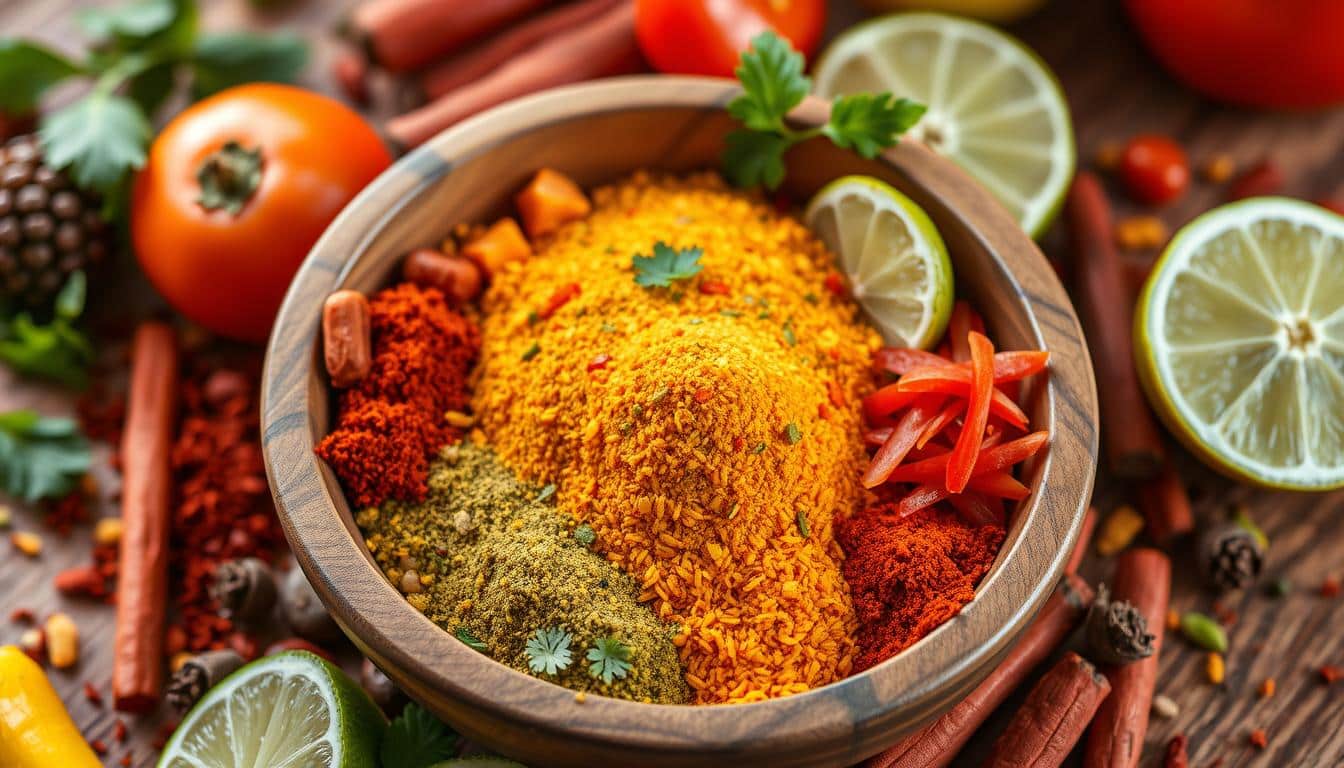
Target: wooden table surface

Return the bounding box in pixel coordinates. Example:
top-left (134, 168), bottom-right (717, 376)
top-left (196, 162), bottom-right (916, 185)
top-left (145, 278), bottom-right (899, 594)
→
top-left (2, 1), bottom-right (1342, 767)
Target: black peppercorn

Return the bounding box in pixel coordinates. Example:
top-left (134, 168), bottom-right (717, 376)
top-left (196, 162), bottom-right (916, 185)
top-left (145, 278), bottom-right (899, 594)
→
top-left (1199, 521), bottom-right (1264, 591)
top-left (1084, 584), bottom-right (1155, 666)
top-left (210, 557), bottom-right (278, 625)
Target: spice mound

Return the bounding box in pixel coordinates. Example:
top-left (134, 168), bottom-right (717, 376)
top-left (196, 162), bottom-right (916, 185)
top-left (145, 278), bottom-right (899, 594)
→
top-left (472, 173), bottom-right (881, 703)
top-left (359, 442), bottom-right (689, 704)
top-left (317, 283), bottom-right (479, 507)
top-left (837, 503), bottom-right (1005, 672)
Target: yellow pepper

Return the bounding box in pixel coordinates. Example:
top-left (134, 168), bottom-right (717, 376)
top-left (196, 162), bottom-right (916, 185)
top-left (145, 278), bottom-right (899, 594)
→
top-left (0, 645), bottom-right (101, 768)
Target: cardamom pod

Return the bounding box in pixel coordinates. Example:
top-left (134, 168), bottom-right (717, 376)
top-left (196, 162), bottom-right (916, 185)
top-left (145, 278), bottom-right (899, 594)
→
top-left (1180, 611), bottom-right (1228, 652)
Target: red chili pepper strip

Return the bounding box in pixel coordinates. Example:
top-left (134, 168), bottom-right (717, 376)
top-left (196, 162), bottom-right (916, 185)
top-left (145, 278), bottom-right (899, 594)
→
top-left (539, 282), bottom-right (581, 319)
top-left (895, 369), bottom-right (1029, 428)
top-left (886, 430), bottom-right (1049, 485)
top-left (873, 347), bottom-right (948, 377)
top-left (862, 397), bottom-right (944, 488)
top-left (862, 383), bottom-right (924, 426)
top-left (967, 470), bottom-right (1031, 500)
top-left (945, 491), bottom-right (1003, 527)
top-left (864, 427), bottom-right (892, 448)
top-left (949, 301), bottom-right (974, 362)
top-left (947, 331), bottom-right (995, 492)
top-left (991, 350), bottom-right (1050, 381)
top-left (895, 484), bottom-right (948, 517)
top-left (916, 399), bottom-right (965, 449)
top-left (699, 280), bottom-right (731, 296)
top-left (875, 347), bottom-right (1049, 382)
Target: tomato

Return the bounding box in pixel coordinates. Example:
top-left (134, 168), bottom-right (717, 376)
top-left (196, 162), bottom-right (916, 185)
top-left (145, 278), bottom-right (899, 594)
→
top-left (131, 84), bottom-right (392, 343)
top-left (1126, 0), bottom-right (1344, 109)
top-left (635, 0), bottom-right (826, 77)
top-left (1119, 135), bottom-right (1189, 206)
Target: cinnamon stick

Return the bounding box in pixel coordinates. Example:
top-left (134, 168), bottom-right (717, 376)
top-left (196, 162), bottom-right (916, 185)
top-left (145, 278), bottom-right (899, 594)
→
top-left (350, 0), bottom-right (553, 74)
top-left (865, 573), bottom-right (1095, 768)
top-left (113, 323), bottom-right (179, 713)
top-left (1066, 173), bottom-right (1166, 478)
top-left (1067, 506), bottom-right (1098, 575)
top-left (985, 651), bottom-right (1111, 768)
top-left (386, 0), bottom-right (640, 149)
top-left (1083, 547), bottom-right (1172, 768)
top-left (420, 0), bottom-right (624, 99)
top-left (1137, 466), bottom-right (1195, 544)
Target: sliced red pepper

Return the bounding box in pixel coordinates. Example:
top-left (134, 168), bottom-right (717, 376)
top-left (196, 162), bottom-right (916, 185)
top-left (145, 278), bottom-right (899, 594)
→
top-left (895, 369), bottom-right (1029, 428)
top-left (947, 331), bottom-right (995, 493)
top-left (916, 399), bottom-right (965, 449)
top-left (991, 350), bottom-right (1050, 382)
top-left (897, 484), bottom-right (948, 517)
top-left (862, 397), bottom-right (943, 488)
top-left (874, 348), bottom-right (1049, 382)
top-left (949, 301), bottom-right (974, 362)
top-left (699, 280), bottom-right (731, 296)
top-left (539, 282), bottom-right (581, 319)
top-left (966, 470), bottom-right (1030, 500)
top-left (945, 491), bottom-right (1003, 527)
top-left (864, 427), bottom-right (892, 448)
top-left (862, 383), bottom-right (923, 426)
top-left (872, 347), bottom-right (948, 378)
top-left (886, 430), bottom-right (1049, 485)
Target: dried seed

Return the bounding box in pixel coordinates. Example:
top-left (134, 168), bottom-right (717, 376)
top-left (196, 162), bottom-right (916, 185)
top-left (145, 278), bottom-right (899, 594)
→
top-left (1096, 505), bottom-right (1144, 556)
top-left (9, 530), bottom-right (42, 557)
top-left (1248, 729), bottom-right (1268, 750)
top-left (1205, 651), bottom-right (1225, 685)
top-left (93, 517), bottom-right (123, 546)
top-left (45, 612), bottom-right (78, 668)
top-left (1202, 154), bottom-right (1236, 183)
top-left (1152, 694), bottom-right (1179, 719)
top-left (1259, 678), bottom-right (1275, 698)
top-left (1182, 611), bottom-right (1229, 652)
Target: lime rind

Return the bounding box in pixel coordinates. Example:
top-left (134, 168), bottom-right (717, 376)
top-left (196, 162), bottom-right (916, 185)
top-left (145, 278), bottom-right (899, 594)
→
top-left (812, 12), bottom-right (1075, 239)
top-left (1136, 197), bottom-right (1344, 491)
top-left (806, 175), bottom-right (953, 349)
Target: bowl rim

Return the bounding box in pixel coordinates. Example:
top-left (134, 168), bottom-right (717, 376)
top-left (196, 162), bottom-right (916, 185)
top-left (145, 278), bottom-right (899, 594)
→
top-left (261, 75), bottom-right (1098, 762)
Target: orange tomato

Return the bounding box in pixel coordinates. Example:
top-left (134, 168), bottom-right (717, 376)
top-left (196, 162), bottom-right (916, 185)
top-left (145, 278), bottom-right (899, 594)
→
top-left (131, 84), bottom-right (392, 343)
top-left (635, 0), bottom-right (827, 78)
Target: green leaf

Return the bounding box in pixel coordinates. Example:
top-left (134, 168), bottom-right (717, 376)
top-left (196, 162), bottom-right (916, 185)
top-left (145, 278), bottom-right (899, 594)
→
top-left (822, 94), bottom-right (926, 159)
top-left (190, 32), bottom-right (307, 99)
top-left (126, 60), bottom-right (178, 117)
top-left (0, 409), bottom-right (91, 502)
top-left (0, 40), bottom-right (82, 113)
top-left (79, 0), bottom-right (197, 58)
top-left (525, 627), bottom-right (574, 676)
top-left (379, 702), bottom-right (459, 768)
top-left (54, 271), bottom-right (86, 321)
top-left (632, 242), bottom-right (704, 288)
top-left (721, 129), bottom-right (790, 190)
top-left (454, 626), bottom-right (488, 653)
top-left (585, 636), bottom-right (632, 684)
top-left (0, 314), bottom-right (94, 390)
top-left (727, 31), bottom-right (810, 133)
top-left (40, 92), bottom-right (151, 194)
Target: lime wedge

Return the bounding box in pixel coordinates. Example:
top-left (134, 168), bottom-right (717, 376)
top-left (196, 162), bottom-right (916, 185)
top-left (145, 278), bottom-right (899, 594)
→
top-left (158, 652), bottom-right (386, 768)
top-left (1135, 198), bottom-right (1344, 491)
top-left (805, 175), bottom-right (953, 349)
top-left (812, 13), bottom-right (1075, 238)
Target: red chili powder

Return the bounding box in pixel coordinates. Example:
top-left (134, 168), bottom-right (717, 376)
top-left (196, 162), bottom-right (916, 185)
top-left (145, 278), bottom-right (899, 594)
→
top-left (316, 283), bottom-right (479, 507)
top-left (837, 503), bottom-right (1005, 672)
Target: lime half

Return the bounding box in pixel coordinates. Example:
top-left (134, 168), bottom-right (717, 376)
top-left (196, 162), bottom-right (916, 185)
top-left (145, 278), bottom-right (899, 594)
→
top-left (813, 13), bottom-right (1075, 238)
top-left (158, 652), bottom-right (386, 768)
top-left (805, 175), bottom-right (953, 349)
top-left (1136, 198), bottom-right (1344, 491)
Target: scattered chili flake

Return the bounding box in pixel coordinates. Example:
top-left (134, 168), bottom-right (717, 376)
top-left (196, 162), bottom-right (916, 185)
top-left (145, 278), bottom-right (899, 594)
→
top-left (539, 282), bottom-right (581, 319)
top-left (1320, 576), bottom-right (1340, 597)
top-left (90, 739), bottom-right (107, 756)
top-left (114, 719), bottom-right (127, 742)
top-left (10, 607), bottom-right (34, 624)
top-left (1259, 677), bottom-right (1276, 698)
top-left (1212, 601), bottom-right (1238, 627)
top-left (521, 342), bottom-right (541, 361)
top-left (1163, 734), bottom-right (1189, 768)
top-left (826, 380), bottom-right (845, 409)
top-left (83, 681), bottom-right (103, 707)
top-left (588, 353), bottom-right (612, 372)
top-left (823, 272), bottom-right (848, 298)
top-left (693, 387), bottom-right (714, 403)
top-left (733, 437), bottom-right (745, 452)
top-left (699, 280), bottom-right (730, 296)
top-left (120, 753), bottom-right (133, 767)
top-left (817, 403), bottom-right (831, 421)
top-left (1248, 729), bottom-right (1268, 750)
top-left (1165, 609), bottom-right (1181, 631)
top-left (1319, 665), bottom-right (1343, 684)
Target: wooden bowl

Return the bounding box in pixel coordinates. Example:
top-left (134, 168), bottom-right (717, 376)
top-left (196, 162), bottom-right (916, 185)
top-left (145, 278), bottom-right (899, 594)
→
top-left (261, 76), bottom-right (1098, 768)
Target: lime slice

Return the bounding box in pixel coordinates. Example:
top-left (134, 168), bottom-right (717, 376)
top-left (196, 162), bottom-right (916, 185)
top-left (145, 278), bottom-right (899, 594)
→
top-left (1135, 198), bottom-right (1344, 491)
top-left (812, 13), bottom-right (1075, 238)
top-left (158, 652), bottom-right (386, 768)
top-left (805, 175), bottom-right (953, 349)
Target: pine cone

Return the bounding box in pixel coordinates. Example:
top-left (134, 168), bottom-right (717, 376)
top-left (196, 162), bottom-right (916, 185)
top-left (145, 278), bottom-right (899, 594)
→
top-left (0, 134), bottom-right (110, 308)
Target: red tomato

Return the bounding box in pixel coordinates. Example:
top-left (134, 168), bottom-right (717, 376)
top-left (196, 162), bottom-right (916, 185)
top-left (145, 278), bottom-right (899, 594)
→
top-left (635, 0), bottom-right (826, 77)
top-left (131, 84), bottom-right (392, 343)
top-left (1126, 0), bottom-right (1344, 109)
top-left (1119, 135), bottom-right (1189, 206)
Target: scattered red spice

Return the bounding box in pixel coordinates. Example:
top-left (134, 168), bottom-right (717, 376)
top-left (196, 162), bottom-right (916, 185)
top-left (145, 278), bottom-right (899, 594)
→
top-left (41, 490), bottom-right (90, 536)
top-left (114, 719), bottom-right (127, 742)
top-left (540, 281), bottom-right (582, 318)
top-left (1249, 729), bottom-right (1268, 750)
top-left (826, 379), bottom-right (845, 409)
top-left (588, 353), bottom-right (612, 372)
top-left (83, 681), bottom-right (103, 707)
top-left (10, 607), bottom-right (34, 624)
top-left (732, 436), bottom-right (745, 452)
top-left (836, 503), bottom-right (1004, 671)
top-left (119, 753), bottom-right (133, 767)
top-left (1320, 576), bottom-right (1340, 598)
top-left (90, 739), bottom-right (107, 755)
top-left (316, 284), bottom-right (480, 508)
top-left (693, 387), bottom-right (714, 403)
top-left (1164, 733), bottom-right (1189, 768)
top-left (823, 272), bottom-right (848, 298)
top-left (1319, 665), bottom-right (1343, 684)
top-left (54, 565), bottom-right (106, 598)
top-left (228, 631), bottom-right (260, 661)
top-left (698, 280), bottom-right (730, 296)
top-left (1212, 601), bottom-right (1238, 627)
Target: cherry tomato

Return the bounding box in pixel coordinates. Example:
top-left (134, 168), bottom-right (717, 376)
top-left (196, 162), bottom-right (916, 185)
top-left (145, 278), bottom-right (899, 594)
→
top-left (1119, 135), bottom-right (1189, 206)
top-left (131, 84), bottom-right (392, 343)
top-left (1126, 0), bottom-right (1344, 109)
top-left (635, 0), bottom-right (826, 78)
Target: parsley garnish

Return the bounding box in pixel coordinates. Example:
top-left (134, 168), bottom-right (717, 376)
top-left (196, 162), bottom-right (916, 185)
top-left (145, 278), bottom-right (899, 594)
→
top-left (0, 272), bottom-right (94, 389)
top-left (586, 636), bottom-right (632, 684)
top-left (796, 509), bottom-right (810, 539)
top-left (0, 410), bottom-right (92, 502)
top-left (722, 31), bottom-right (926, 189)
top-left (633, 242), bottom-right (704, 288)
top-left (379, 702), bottom-right (459, 768)
top-left (784, 422), bottom-right (802, 444)
top-left (455, 626), bottom-right (488, 653)
top-left (574, 524), bottom-right (596, 546)
top-left (525, 627), bottom-right (574, 675)
top-left (521, 342), bottom-right (541, 361)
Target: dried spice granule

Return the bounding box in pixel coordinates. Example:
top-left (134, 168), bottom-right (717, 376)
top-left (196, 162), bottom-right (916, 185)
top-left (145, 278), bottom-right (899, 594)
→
top-left (1320, 576), bottom-right (1340, 597)
top-left (1319, 665), bottom-right (1343, 684)
top-left (1259, 678), bottom-right (1276, 698)
top-left (1249, 729), bottom-right (1268, 749)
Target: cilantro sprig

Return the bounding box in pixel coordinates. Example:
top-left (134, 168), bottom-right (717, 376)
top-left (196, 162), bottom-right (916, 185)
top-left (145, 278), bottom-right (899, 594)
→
top-left (525, 627), bottom-right (574, 676)
top-left (0, 272), bottom-right (95, 389)
top-left (586, 636), bottom-right (633, 684)
top-left (0, 0), bottom-right (306, 210)
top-left (722, 31), bottom-right (926, 189)
top-left (0, 409), bottom-right (92, 502)
top-left (380, 703), bottom-right (459, 768)
top-left (633, 242), bottom-right (704, 288)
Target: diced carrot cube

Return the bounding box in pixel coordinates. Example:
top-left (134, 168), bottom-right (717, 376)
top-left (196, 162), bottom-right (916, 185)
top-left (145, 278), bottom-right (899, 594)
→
top-left (515, 168), bottom-right (591, 239)
top-left (462, 218), bottom-right (531, 277)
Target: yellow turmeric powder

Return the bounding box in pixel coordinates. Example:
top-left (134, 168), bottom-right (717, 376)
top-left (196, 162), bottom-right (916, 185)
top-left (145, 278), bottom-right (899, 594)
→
top-left (472, 172), bottom-right (881, 703)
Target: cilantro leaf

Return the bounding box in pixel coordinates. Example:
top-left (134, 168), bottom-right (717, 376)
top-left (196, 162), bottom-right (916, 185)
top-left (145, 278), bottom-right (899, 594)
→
top-left (586, 636), bottom-right (632, 684)
top-left (54, 270), bottom-right (87, 321)
top-left (727, 31), bottom-right (810, 133)
top-left (78, 0), bottom-right (197, 59)
top-left (455, 626), bottom-right (488, 653)
top-left (191, 32), bottom-right (308, 99)
top-left (40, 92), bottom-right (151, 194)
top-left (0, 410), bottom-right (92, 502)
top-left (823, 94), bottom-right (927, 159)
top-left (722, 129), bottom-right (790, 189)
top-left (0, 273), bottom-right (94, 390)
top-left (525, 627), bottom-right (574, 676)
top-left (379, 702), bottom-right (459, 768)
top-left (632, 242), bottom-right (704, 288)
top-left (0, 40), bottom-right (82, 113)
